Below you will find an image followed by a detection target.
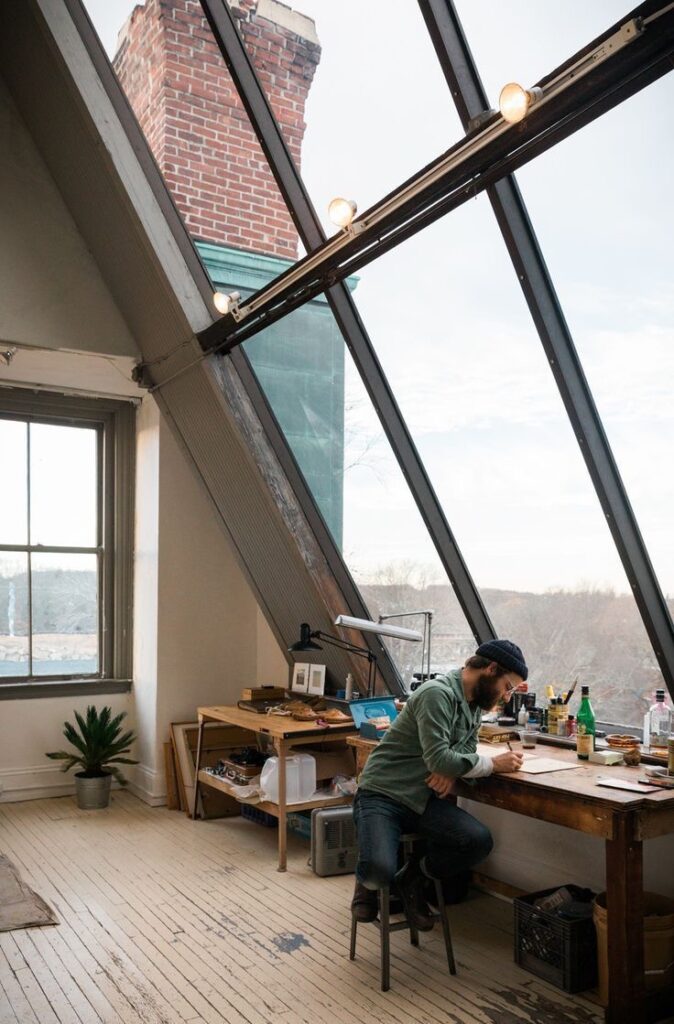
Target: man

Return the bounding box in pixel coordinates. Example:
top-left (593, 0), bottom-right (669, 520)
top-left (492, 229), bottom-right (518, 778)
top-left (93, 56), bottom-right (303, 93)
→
top-left (352, 639), bottom-right (527, 927)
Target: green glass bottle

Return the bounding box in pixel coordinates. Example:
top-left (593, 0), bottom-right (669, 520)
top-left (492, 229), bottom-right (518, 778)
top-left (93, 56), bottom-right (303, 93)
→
top-left (576, 685), bottom-right (596, 760)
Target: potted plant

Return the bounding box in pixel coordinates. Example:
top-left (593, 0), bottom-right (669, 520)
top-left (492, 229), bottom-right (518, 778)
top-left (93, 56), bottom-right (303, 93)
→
top-left (46, 706), bottom-right (138, 809)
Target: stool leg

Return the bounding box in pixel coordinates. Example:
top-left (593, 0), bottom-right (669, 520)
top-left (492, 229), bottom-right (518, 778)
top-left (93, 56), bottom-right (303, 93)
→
top-left (402, 836), bottom-right (419, 946)
top-left (379, 887), bottom-right (391, 991)
top-left (434, 879), bottom-right (457, 976)
top-left (349, 911), bottom-right (357, 960)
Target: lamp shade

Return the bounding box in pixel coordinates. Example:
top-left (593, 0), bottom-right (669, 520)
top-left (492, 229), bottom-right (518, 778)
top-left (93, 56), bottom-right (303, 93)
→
top-left (334, 614), bottom-right (422, 643)
top-left (288, 622), bottom-right (323, 652)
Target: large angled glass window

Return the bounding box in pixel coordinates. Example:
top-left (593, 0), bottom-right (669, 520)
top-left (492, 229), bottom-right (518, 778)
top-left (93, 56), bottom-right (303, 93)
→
top-left (345, 193), bottom-right (665, 726)
top-left (454, 1), bottom-right (628, 111)
top-left (515, 77), bottom-right (674, 624)
top-left (283, 0), bottom-right (464, 230)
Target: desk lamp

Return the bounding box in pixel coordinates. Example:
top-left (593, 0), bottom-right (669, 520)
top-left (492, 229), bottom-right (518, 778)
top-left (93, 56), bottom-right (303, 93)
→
top-left (288, 623), bottom-right (377, 697)
top-left (333, 615), bottom-right (423, 697)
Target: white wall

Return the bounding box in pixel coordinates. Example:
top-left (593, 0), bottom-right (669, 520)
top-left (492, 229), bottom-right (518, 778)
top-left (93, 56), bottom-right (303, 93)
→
top-left (0, 693), bottom-right (131, 802)
top-left (0, 76), bottom-right (137, 358)
top-left (128, 397), bottom-right (289, 805)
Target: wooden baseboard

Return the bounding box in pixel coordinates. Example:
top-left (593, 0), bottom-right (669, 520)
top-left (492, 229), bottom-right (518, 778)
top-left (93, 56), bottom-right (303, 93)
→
top-left (471, 870), bottom-right (526, 902)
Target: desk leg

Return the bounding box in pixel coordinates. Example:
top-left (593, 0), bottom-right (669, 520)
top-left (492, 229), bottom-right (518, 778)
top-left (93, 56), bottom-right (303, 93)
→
top-left (605, 812), bottom-right (644, 1024)
top-left (191, 714), bottom-right (206, 821)
top-left (276, 739), bottom-right (287, 872)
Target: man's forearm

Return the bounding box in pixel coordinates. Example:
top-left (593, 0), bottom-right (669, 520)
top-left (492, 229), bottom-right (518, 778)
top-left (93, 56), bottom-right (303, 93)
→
top-left (463, 754), bottom-right (494, 778)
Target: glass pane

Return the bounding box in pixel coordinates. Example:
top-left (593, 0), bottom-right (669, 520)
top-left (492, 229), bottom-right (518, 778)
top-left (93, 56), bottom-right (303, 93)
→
top-left (269, 1), bottom-right (464, 229)
top-left (241, 304), bottom-right (476, 689)
top-left (350, 195), bottom-right (663, 726)
top-left (0, 553), bottom-right (29, 678)
top-left (516, 76), bottom-right (674, 606)
top-left (31, 553), bottom-right (98, 676)
top-left (0, 418), bottom-right (28, 545)
top-left (30, 422), bottom-right (98, 547)
top-left (454, 1), bottom-right (627, 115)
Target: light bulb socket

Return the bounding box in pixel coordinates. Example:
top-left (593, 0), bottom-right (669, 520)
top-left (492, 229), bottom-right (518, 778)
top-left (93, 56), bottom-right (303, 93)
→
top-left (213, 291), bottom-right (241, 316)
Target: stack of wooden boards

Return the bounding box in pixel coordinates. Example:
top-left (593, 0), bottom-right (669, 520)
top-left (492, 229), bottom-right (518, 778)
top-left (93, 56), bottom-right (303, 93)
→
top-left (164, 721), bottom-right (254, 819)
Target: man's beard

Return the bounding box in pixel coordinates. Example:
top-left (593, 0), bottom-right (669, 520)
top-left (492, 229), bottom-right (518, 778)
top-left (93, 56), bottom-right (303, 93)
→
top-left (473, 673), bottom-right (503, 711)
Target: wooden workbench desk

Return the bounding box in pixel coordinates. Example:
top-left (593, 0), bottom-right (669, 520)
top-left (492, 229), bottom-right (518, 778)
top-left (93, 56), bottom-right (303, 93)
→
top-left (347, 735), bottom-right (674, 1024)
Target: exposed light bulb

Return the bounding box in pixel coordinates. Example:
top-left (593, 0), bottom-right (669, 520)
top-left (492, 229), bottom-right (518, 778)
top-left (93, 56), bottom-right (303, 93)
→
top-left (498, 82), bottom-right (542, 124)
top-left (328, 197), bottom-right (357, 229)
top-left (213, 291), bottom-right (240, 315)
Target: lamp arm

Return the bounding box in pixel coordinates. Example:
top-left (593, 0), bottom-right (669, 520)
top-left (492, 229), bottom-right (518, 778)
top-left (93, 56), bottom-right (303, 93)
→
top-left (312, 630), bottom-right (377, 698)
top-left (378, 610), bottom-right (433, 622)
top-left (312, 630), bottom-right (374, 662)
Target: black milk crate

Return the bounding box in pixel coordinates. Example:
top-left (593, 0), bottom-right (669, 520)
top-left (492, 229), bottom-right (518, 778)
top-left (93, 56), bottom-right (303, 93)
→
top-left (514, 885), bottom-right (598, 993)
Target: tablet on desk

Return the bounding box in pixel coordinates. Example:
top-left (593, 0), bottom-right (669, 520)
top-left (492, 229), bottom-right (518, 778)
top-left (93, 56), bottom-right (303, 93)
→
top-left (595, 777), bottom-right (659, 794)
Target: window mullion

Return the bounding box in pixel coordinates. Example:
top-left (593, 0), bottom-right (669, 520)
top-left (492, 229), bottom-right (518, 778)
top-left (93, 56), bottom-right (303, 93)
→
top-left (26, 422), bottom-right (33, 677)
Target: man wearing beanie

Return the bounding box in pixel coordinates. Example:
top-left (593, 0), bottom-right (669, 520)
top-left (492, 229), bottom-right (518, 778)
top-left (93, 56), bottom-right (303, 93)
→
top-left (352, 639), bottom-right (527, 929)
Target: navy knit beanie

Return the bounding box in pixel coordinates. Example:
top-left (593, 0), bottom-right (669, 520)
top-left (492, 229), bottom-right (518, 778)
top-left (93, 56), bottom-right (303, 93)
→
top-left (476, 639), bottom-right (528, 681)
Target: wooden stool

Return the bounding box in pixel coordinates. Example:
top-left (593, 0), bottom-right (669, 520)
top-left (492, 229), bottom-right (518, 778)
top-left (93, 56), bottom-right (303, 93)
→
top-left (349, 833), bottom-right (457, 991)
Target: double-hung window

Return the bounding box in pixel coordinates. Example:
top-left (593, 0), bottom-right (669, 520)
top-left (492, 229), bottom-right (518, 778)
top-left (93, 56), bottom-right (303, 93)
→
top-left (0, 390), bottom-right (134, 697)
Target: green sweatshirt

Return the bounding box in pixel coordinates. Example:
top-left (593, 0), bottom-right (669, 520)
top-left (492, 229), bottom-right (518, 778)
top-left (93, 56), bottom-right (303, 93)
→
top-left (358, 669), bottom-right (482, 813)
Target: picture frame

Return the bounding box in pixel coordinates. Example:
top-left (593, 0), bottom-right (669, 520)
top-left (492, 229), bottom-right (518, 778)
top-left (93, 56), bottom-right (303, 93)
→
top-left (308, 663), bottom-right (327, 697)
top-left (291, 662), bottom-right (309, 694)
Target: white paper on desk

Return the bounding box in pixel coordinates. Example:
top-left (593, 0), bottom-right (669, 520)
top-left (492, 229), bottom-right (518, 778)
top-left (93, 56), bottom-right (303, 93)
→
top-left (596, 777), bottom-right (659, 794)
top-left (516, 757), bottom-right (583, 774)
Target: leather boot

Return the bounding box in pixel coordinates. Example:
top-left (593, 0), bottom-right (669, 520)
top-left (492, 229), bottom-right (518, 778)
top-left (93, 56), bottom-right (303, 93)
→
top-left (395, 861), bottom-right (435, 931)
top-left (351, 882), bottom-right (378, 922)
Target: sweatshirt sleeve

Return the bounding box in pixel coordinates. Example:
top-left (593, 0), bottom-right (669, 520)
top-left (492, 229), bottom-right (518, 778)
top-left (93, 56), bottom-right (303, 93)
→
top-left (413, 686), bottom-right (480, 777)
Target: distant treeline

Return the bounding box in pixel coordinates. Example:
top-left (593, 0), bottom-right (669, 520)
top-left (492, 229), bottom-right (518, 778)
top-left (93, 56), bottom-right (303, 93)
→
top-left (0, 570), bottom-right (96, 634)
top-left (362, 582), bottom-right (672, 726)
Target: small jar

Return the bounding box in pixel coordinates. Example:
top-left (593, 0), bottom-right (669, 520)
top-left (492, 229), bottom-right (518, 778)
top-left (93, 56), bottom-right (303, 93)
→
top-left (668, 735), bottom-right (674, 777)
top-left (566, 714), bottom-right (576, 738)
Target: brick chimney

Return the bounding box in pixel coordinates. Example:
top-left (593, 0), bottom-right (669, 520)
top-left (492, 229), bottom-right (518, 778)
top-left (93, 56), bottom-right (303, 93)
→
top-left (114, 0), bottom-right (320, 258)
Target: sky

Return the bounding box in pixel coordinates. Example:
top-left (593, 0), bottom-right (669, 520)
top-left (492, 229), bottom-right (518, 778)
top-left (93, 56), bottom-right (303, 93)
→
top-left (81, 0), bottom-right (673, 597)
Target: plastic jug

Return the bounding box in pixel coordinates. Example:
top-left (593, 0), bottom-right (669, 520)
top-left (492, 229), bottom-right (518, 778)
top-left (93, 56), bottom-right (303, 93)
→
top-left (259, 754), bottom-right (316, 804)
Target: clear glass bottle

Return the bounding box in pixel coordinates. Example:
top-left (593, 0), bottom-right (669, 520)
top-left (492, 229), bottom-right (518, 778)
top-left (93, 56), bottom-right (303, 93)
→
top-left (648, 690), bottom-right (672, 755)
top-left (576, 685), bottom-right (596, 760)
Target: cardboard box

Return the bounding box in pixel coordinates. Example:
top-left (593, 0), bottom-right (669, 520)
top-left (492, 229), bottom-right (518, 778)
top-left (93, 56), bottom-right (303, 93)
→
top-left (302, 744), bottom-right (356, 782)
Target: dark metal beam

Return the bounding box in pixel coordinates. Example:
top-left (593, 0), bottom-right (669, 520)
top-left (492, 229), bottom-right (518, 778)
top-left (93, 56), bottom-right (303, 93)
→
top-left (418, 0), bottom-right (674, 694)
top-left (198, 0), bottom-right (496, 645)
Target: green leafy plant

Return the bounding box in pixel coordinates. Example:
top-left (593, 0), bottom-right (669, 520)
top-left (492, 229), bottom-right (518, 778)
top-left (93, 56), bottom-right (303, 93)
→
top-left (46, 706), bottom-right (138, 785)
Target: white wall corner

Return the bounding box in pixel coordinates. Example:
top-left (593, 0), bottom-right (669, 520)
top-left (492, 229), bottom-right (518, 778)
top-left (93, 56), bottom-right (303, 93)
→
top-left (128, 762), bottom-right (166, 807)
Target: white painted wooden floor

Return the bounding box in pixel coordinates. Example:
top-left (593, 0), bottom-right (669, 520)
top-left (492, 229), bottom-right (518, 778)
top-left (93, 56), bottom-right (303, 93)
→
top-left (0, 792), bottom-right (604, 1024)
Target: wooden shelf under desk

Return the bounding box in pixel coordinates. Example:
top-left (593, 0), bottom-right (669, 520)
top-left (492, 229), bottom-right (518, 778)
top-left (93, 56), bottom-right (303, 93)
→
top-left (197, 769), bottom-right (352, 815)
top-left (192, 705), bottom-right (358, 873)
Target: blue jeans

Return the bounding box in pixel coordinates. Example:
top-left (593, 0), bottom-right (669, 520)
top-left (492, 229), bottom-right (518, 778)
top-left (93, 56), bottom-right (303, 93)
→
top-left (353, 789), bottom-right (493, 889)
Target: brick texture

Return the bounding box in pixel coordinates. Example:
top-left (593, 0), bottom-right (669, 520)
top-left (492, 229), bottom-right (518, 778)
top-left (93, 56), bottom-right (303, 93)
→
top-left (114, 0), bottom-right (320, 257)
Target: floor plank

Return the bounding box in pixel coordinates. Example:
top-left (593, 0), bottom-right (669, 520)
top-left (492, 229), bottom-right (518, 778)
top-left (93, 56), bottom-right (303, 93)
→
top-left (0, 793), bottom-right (607, 1024)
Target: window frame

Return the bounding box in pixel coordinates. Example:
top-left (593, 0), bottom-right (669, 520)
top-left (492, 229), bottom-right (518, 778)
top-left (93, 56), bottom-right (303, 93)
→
top-left (0, 389), bottom-right (134, 699)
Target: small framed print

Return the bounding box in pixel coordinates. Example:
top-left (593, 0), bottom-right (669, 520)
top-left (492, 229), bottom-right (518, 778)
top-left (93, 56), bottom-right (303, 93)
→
top-left (308, 663), bottom-right (326, 697)
top-left (291, 662), bottom-right (309, 694)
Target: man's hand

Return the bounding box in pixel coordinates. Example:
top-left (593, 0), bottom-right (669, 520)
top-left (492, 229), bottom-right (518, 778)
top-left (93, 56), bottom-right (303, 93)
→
top-left (492, 751), bottom-right (524, 773)
top-left (426, 771), bottom-right (457, 798)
